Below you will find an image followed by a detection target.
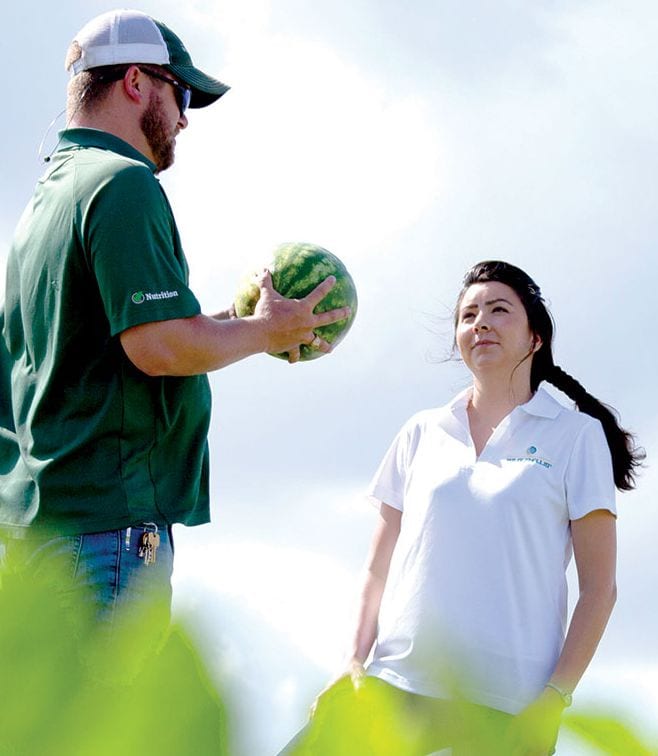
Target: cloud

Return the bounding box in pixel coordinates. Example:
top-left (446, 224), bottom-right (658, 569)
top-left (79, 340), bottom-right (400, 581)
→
top-left (161, 2), bottom-right (442, 310)
top-left (546, 1), bottom-right (658, 129)
top-left (173, 537), bottom-right (358, 672)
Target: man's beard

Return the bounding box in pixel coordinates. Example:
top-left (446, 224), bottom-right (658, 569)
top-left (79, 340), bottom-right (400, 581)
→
top-left (140, 92), bottom-right (175, 173)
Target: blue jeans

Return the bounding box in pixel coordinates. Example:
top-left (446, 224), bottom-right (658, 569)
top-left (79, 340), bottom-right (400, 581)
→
top-left (1, 524), bottom-right (174, 629)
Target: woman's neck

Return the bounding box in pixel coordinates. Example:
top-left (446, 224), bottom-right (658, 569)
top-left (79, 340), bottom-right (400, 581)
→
top-left (467, 381), bottom-right (534, 457)
top-left (468, 377), bottom-right (534, 429)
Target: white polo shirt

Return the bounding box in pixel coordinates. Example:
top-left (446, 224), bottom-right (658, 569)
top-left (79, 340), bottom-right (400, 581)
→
top-left (366, 386), bottom-right (616, 714)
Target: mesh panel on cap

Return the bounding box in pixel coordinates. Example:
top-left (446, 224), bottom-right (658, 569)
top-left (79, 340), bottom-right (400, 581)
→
top-left (118, 15), bottom-right (163, 45)
top-left (69, 10), bottom-right (170, 72)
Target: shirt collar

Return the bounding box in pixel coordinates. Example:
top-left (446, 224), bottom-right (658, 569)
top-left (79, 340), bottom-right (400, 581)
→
top-left (446, 385), bottom-right (563, 421)
top-left (55, 128), bottom-right (157, 173)
top-left (519, 387), bottom-right (563, 418)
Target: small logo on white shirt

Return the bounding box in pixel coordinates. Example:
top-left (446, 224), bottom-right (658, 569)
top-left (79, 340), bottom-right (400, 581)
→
top-left (507, 446), bottom-right (552, 468)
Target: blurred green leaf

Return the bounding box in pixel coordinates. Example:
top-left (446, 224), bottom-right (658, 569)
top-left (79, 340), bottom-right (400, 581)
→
top-left (285, 676), bottom-right (419, 755)
top-left (0, 557), bottom-right (230, 756)
top-left (563, 711), bottom-right (658, 756)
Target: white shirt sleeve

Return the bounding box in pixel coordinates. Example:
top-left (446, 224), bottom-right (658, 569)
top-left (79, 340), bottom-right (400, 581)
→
top-left (565, 417), bottom-right (617, 520)
top-left (366, 420), bottom-right (418, 512)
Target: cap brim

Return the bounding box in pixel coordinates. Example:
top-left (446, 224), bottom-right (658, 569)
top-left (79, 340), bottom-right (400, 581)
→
top-left (167, 64), bottom-right (230, 108)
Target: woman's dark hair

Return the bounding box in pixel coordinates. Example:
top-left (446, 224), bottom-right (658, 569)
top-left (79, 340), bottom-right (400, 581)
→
top-left (455, 260), bottom-right (644, 491)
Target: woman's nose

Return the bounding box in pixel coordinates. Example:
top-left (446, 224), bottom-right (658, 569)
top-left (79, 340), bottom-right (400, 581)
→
top-left (473, 314), bottom-right (489, 331)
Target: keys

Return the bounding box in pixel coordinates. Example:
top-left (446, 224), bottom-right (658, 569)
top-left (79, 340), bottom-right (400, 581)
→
top-left (137, 525), bottom-right (161, 566)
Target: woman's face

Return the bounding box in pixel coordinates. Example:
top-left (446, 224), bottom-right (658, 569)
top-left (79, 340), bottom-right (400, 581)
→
top-left (456, 281), bottom-right (539, 378)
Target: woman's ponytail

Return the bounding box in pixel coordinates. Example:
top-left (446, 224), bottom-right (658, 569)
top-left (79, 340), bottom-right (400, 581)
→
top-left (542, 366), bottom-right (644, 492)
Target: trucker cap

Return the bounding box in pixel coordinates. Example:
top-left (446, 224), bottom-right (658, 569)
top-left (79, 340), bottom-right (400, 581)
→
top-left (66, 9), bottom-right (229, 108)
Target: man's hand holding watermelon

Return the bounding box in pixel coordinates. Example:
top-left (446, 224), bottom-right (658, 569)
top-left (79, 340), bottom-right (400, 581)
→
top-left (233, 241), bottom-right (359, 362)
top-left (252, 270), bottom-right (350, 363)
top-left (120, 269), bottom-right (351, 372)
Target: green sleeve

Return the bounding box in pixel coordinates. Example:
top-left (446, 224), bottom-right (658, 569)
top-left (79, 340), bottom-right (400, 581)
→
top-left (84, 165), bottom-right (202, 336)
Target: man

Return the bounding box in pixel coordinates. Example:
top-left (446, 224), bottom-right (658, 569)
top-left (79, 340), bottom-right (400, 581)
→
top-left (0, 9), bottom-right (349, 624)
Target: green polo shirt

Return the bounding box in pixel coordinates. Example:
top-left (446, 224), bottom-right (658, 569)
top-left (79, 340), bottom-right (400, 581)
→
top-left (1, 128), bottom-right (211, 534)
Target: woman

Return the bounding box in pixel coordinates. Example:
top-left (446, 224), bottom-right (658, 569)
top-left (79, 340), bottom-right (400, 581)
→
top-left (281, 261), bottom-right (643, 756)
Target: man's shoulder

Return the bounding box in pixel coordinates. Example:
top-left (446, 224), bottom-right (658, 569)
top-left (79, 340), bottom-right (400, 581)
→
top-left (73, 146), bottom-right (155, 182)
top-left (56, 129), bottom-right (158, 188)
top-left (66, 148), bottom-right (163, 210)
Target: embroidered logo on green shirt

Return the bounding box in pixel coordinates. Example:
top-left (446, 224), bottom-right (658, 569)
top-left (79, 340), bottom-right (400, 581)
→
top-left (131, 290), bottom-right (179, 305)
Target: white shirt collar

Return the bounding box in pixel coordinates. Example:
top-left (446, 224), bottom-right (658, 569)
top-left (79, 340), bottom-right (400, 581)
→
top-left (446, 385), bottom-right (563, 421)
top-left (520, 387), bottom-right (564, 419)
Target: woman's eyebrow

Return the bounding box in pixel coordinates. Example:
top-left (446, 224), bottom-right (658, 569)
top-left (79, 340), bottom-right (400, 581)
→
top-left (461, 297), bottom-right (515, 311)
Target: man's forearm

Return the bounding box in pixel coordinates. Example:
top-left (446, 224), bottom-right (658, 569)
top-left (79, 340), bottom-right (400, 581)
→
top-left (120, 314), bottom-right (270, 376)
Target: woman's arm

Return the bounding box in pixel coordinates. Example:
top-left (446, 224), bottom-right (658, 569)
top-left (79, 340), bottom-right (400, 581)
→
top-left (312, 502), bottom-right (401, 711)
top-left (507, 508), bottom-right (617, 754)
top-left (347, 502), bottom-right (402, 676)
top-left (547, 508), bottom-right (617, 694)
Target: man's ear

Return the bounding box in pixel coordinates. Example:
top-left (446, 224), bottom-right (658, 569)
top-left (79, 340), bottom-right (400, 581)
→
top-left (122, 65), bottom-right (143, 106)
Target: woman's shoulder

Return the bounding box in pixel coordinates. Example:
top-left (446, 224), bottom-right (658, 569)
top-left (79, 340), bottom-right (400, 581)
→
top-left (532, 387), bottom-right (606, 438)
top-left (399, 390), bottom-right (469, 434)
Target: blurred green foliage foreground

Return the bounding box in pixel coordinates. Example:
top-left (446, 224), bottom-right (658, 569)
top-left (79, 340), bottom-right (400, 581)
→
top-left (0, 555), bottom-right (230, 756)
top-left (1, 550), bottom-right (656, 756)
top-left (285, 675), bottom-right (657, 756)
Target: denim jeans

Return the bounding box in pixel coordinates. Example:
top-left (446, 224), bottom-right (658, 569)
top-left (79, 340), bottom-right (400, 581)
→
top-left (1, 524), bottom-right (174, 629)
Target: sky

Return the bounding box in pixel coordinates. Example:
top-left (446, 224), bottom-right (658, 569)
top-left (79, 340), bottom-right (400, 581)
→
top-left (2, 1), bottom-right (658, 754)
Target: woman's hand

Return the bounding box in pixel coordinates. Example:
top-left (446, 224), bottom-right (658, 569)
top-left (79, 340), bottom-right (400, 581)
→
top-left (504, 687), bottom-right (564, 755)
top-left (345, 659), bottom-right (367, 688)
top-left (309, 659), bottom-right (366, 719)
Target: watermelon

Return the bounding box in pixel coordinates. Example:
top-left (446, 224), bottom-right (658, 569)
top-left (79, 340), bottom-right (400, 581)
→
top-left (234, 242), bottom-right (358, 361)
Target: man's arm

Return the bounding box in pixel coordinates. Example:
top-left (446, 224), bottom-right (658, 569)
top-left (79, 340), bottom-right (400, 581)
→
top-left (120, 272), bottom-right (351, 374)
top-left (210, 305), bottom-right (237, 321)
